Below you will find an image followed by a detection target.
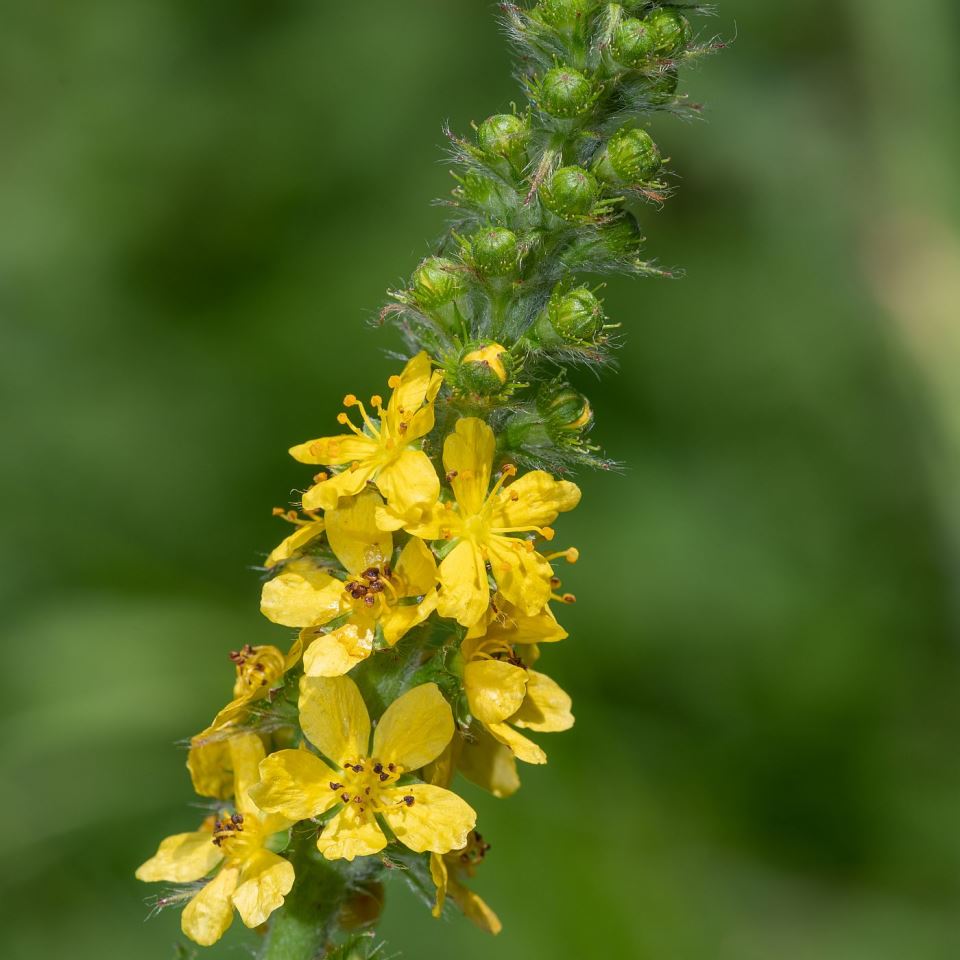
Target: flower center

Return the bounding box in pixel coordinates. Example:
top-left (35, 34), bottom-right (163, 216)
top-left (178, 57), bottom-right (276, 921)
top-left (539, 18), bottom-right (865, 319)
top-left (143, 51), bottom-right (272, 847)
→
top-left (327, 758), bottom-right (413, 817)
top-left (229, 644), bottom-right (286, 698)
top-left (210, 812), bottom-right (258, 856)
top-left (343, 564), bottom-right (399, 614)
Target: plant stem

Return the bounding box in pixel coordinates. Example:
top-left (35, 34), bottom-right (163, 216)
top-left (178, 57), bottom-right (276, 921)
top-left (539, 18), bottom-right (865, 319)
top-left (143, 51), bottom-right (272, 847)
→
top-left (262, 831), bottom-right (347, 960)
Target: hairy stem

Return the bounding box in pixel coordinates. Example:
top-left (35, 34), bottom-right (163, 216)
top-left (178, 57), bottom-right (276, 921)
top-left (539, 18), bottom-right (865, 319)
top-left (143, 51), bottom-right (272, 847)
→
top-left (262, 832), bottom-right (347, 960)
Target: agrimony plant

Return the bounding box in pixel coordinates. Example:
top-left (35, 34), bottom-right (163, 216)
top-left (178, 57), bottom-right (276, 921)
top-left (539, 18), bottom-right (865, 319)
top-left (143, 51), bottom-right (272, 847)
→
top-left (137, 3), bottom-right (720, 957)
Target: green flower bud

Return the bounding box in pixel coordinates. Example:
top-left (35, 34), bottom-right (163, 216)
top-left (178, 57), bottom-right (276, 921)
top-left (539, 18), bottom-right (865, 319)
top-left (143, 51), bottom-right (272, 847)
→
top-left (593, 128), bottom-right (661, 184)
top-left (459, 342), bottom-right (510, 395)
top-left (469, 227), bottom-right (519, 277)
top-left (533, 285), bottom-right (604, 345)
top-left (644, 8), bottom-right (693, 57)
top-left (550, 286), bottom-right (604, 340)
top-left (534, 0), bottom-right (596, 29)
top-left (611, 17), bottom-right (656, 66)
top-left (539, 385), bottom-right (594, 436)
top-left (411, 257), bottom-right (468, 310)
top-left (539, 165), bottom-right (599, 220)
top-left (539, 66), bottom-right (597, 119)
top-left (477, 113), bottom-right (529, 168)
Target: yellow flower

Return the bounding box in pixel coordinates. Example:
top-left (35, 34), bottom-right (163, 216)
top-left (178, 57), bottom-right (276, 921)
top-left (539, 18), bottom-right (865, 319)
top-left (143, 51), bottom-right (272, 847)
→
top-left (430, 832), bottom-right (502, 935)
top-left (405, 417), bottom-right (580, 627)
top-left (260, 489), bottom-right (437, 676)
top-left (462, 629), bottom-right (574, 764)
top-left (136, 734), bottom-right (294, 947)
top-left (249, 676), bottom-right (476, 862)
top-left (187, 644), bottom-right (289, 800)
top-left (289, 352), bottom-right (443, 516)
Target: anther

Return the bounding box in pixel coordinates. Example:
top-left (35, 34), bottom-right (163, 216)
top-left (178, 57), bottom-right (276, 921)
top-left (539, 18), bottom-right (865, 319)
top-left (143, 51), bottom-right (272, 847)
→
top-left (370, 395), bottom-right (383, 408)
top-left (341, 793), bottom-right (351, 804)
top-left (330, 782), bottom-right (343, 791)
top-left (388, 375), bottom-right (401, 389)
top-left (343, 394), bottom-right (358, 407)
top-left (402, 795), bottom-right (415, 807)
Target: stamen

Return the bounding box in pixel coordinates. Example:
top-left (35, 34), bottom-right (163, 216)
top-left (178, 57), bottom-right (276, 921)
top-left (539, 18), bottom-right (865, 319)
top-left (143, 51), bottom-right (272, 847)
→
top-left (546, 546), bottom-right (579, 563)
top-left (388, 375), bottom-right (401, 389)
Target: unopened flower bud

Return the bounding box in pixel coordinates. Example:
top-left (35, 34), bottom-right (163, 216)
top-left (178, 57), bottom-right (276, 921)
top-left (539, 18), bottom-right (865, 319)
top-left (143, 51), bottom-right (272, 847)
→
top-left (539, 165), bottom-right (599, 220)
top-left (539, 66), bottom-right (597, 119)
top-left (477, 113), bottom-right (529, 168)
top-left (411, 257), bottom-right (468, 310)
top-left (469, 227), bottom-right (519, 277)
top-left (534, 285), bottom-right (604, 345)
top-left (459, 342), bottom-right (509, 395)
top-left (644, 8), bottom-right (693, 57)
top-left (540, 386), bottom-right (594, 437)
top-left (534, 0), bottom-right (596, 29)
top-left (611, 17), bottom-right (656, 66)
top-left (593, 128), bottom-right (661, 185)
top-left (338, 881), bottom-right (385, 931)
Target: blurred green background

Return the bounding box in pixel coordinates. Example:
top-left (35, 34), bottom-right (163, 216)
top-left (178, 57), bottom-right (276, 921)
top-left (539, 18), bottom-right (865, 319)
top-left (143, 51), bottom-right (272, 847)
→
top-left (3, 1), bottom-right (960, 957)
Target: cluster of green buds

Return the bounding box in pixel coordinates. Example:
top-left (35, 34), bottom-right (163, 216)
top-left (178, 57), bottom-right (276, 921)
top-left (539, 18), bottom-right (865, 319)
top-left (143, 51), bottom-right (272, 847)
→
top-left (139, 4), bottom-right (718, 959)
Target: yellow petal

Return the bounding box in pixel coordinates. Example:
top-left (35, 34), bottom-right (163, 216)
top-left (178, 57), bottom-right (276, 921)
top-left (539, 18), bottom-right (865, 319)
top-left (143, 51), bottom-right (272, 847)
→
top-left (490, 470), bottom-right (581, 529)
top-left (464, 660), bottom-right (528, 726)
top-left (316, 806), bottom-right (386, 861)
top-left (376, 449), bottom-right (440, 515)
top-left (380, 784), bottom-right (476, 854)
top-left (430, 852), bottom-right (448, 918)
top-left (302, 616), bottom-right (375, 677)
top-left (260, 558), bottom-right (344, 628)
top-left (458, 731), bottom-right (520, 798)
top-left (187, 731), bottom-right (269, 802)
top-left (388, 352), bottom-right (436, 418)
top-left (230, 733), bottom-right (268, 816)
top-left (265, 519), bottom-right (325, 568)
top-left (405, 402), bottom-right (437, 442)
top-left (437, 540), bottom-right (490, 627)
top-left (379, 591), bottom-right (436, 647)
top-left (372, 683), bottom-right (453, 771)
top-left (135, 828), bottom-right (223, 883)
top-left (325, 489), bottom-right (393, 575)
top-left (488, 721), bottom-right (547, 764)
top-left (447, 877), bottom-right (503, 935)
top-left (248, 749), bottom-right (339, 821)
top-left (443, 418), bottom-right (495, 515)
top-left (302, 461), bottom-right (377, 512)
top-left (396, 536), bottom-right (439, 595)
top-left (486, 537), bottom-right (552, 617)
top-left (232, 849), bottom-right (295, 929)
top-left (299, 674), bottom-right (371, 762)
top-left (289, 433), bottom-right (377, 466)
top-left (181, 865), bottom-right (240, 947)
top-left (477, 596), bottom-right (568, 645)
top-left (511, 670), bottom-right (574, 733)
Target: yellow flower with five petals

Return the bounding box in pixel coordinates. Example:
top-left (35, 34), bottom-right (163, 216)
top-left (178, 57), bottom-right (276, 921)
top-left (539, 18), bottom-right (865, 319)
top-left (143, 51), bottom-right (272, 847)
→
top-left (250, 676), bottom-right (476, 862)
top-left (404, 417), bottom-right (580, 627)
top-left (289, 352), bottom-right (442, 517)
top-left (260, 489), bottom-right (437, 676)
top-left (137, 734), bottom-right (294, 947)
